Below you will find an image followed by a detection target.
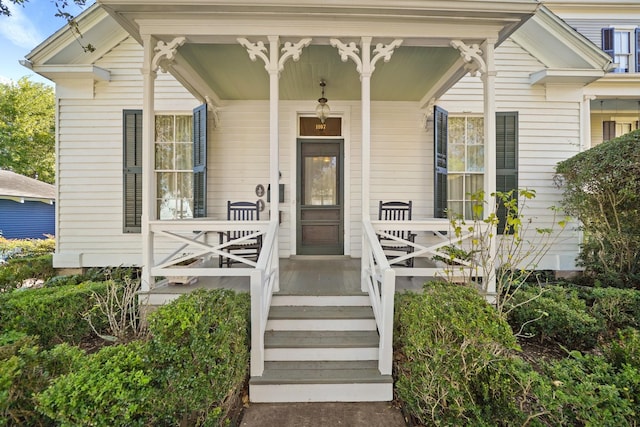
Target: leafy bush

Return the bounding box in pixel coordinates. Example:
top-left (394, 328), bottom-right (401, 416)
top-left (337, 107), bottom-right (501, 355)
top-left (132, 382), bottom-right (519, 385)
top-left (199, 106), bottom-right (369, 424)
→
top-left (506, 284), bottom-right (603, 349)
top-left (0, 281), bottom-right (108, 348)
top-left (394, 282), bottom-right (528, 426)
top-left (555, 129), bottom-right (640, 288)
top-left (0, 237), bottom-right (55, 261)
top-left (604, 327), bottom-right (640, 369)
top-left (36, 289), bottom-right (250, 426)
top-left (1, 331), bottom-right (84, 426)
top-left (586, 287), bottom-right (640, 334)
top-left (535, 351), bottom-right (640, 426)
top-left (148, 289), bottom-right (250, 425)
top-left (0, 255), bottom-right (56, 292)
top-left (36, 341), bottom-right (153, 427)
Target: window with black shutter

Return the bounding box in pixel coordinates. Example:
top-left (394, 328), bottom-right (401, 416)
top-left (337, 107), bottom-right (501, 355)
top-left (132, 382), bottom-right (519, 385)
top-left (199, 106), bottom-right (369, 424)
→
top-left (434, 105), bottom-right (448, 218)
top-left (496, 112), bottom-right (518, 234)
top-left (123, 110), bottom-right (143, 233)
top-left (192, 104), bottom-right (207, 218)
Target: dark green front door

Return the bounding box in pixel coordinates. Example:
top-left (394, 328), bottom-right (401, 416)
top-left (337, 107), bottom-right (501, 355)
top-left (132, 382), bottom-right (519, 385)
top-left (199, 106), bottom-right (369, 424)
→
top-left (296, 139), bottom-right (344, 255)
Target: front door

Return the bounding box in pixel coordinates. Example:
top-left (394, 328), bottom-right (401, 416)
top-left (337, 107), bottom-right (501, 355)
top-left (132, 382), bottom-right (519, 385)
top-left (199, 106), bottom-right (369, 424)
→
top-left (296, 139), bottom-right (344, 255)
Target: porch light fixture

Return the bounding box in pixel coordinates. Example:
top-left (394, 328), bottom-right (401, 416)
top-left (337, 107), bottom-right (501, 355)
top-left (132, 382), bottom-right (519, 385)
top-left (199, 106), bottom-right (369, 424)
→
top-left (315, 80), bottom-right (330, 123)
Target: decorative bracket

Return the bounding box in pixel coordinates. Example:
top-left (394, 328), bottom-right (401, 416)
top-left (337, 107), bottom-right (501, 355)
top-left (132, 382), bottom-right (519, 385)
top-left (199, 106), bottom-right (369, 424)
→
top-left (152, 37), bottom-right (186, 73)
top-left (422, 98), bottom-right (437, 126)
top-left (450, 40), bottom-right (486, 77)
top-left (238, 37), bottom-right (312, 75)
top-left (330, 38), bottom-right (403, 77)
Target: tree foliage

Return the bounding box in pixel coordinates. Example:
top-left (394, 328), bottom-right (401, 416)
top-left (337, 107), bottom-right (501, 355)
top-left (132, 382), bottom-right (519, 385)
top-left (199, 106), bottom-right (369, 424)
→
top-left (555, 129), bottom-right (640, 287)
top-left (0, 0), bottom-right (86, 19)
top-left (0, 78), bottom-right (55, 184)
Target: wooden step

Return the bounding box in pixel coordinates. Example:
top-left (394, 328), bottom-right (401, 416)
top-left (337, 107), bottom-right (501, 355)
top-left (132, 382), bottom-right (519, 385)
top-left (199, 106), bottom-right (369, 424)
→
top-left (264, 330), bottom-right (380, 361)
top-left (271, 294), bottom-right (370, 307)
top-left (250, 361), bottom-right (393, 402)
top-left (267, 305), bottom-right (376, 331)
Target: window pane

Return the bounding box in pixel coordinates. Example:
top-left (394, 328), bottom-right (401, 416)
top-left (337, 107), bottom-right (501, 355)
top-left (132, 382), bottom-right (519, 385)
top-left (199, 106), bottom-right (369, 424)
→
top-left (177, 172), bottom-right (193, 199)
top-left (466, 117), bottom-right (484, 145)
top-left (467, 146), bottom-right (485, 172)
top-left (466, 174), bottom-right (484, 195)
top-left (465, 201), bottom-right (483, 220)
top-left (155, 116), bottom-right (174, 142)
top-left (175, 115), bottom-right (192, 142)
top-left (448, 174), bottom-right (464, 200)
top-left (449, 118), bottom-right (465, 144)
top-left (447, 201), bottom-right (463, 218)
top-left (615, 31), bottom-right (630, 53)
top-left (155, 143), bottom-right (174, 170)
top-left (175, 143), bottom-right (193, 170)
top-left (449, 145), bottom-right (465, 172)
top-left (304, 156), bottom-right (337, 205)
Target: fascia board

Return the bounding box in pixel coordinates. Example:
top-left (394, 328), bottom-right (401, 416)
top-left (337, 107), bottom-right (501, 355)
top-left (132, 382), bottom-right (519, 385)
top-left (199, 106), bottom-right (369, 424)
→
top-left (530, 68), bottom-right (607, 85)
top-left (26, 65), bottom-right (111, 82)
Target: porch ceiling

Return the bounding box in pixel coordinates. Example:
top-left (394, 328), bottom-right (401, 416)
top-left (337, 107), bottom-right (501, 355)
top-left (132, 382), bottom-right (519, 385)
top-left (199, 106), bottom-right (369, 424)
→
top-left (179, 44), bottom-right (461, 101)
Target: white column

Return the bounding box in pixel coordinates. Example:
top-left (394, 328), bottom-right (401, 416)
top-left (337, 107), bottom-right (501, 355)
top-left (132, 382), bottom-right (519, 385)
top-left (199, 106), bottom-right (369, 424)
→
top-left (581, 95), bottom-right (595, 151)
top-left (482, 40), bottom-right (497, 297)
top-left (268, 36), bottom-right (280, 224)
top-left (360, 37), bottom-right (372, 221)
top-left (141, 35), bottom-right (157, 292)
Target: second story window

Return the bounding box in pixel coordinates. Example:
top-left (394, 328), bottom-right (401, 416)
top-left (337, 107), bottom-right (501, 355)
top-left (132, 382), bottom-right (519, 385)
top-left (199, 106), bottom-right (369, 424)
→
top-left (602, 27), bottom-right (639, 73)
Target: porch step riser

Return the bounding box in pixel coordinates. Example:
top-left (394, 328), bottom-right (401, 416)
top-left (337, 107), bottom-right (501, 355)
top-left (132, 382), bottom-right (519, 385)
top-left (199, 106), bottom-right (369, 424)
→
top-left (266, 318), bottom-right (376, 331)
top-left (271, 295), bottom-right (370, 306)
top-left (249, 383), bottom-right (393, 403)
top-left (265, 347), bottom-right (379, 361)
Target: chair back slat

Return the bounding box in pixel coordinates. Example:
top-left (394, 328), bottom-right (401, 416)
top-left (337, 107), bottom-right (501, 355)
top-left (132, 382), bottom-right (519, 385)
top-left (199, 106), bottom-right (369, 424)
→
top-left (379, 201), bottom-right (412, 240)
top-left (227, 201), bottom-right (260, 239)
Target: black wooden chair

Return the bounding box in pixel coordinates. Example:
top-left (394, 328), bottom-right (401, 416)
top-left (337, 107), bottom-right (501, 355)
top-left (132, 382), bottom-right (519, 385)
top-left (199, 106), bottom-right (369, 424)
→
top-left (219, 201), bottom-right (262, 267)
top-left (378, 201), bottom-right (416, 267)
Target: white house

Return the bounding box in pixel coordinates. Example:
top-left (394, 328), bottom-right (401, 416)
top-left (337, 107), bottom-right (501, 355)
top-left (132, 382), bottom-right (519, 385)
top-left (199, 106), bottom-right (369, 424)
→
top-left (22, 0), bottom-right (613, 402)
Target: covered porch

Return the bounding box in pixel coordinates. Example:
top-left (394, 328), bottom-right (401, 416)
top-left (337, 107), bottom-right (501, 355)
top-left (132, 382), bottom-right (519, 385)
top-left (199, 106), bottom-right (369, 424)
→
top-left (100, 0), bottom-right (539, 402)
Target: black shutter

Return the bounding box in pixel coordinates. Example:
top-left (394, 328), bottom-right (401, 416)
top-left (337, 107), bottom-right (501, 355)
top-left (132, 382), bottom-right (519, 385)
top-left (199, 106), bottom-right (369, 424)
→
top-left (123, 110), bottom-right (143, 233)
top-left (602, 28), bottom-right (615, 60)
top-left (603, 121), bottom-right (616, 141)
top-left (496, 112), bottom-right (518, 234)
top-left (192, 104), bottom-right (207, 218)
top-left (434, 105), bottom-right (448, 218)
top-left (636, 28), bottom-right (640, 72)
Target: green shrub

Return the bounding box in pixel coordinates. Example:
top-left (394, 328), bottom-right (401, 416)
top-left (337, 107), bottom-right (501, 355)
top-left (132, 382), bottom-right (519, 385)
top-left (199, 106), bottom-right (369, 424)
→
top-left (35, 289), bottom-right (250, 426)
top-left (0, 331), bottom-right (84, 427)
top-left (394, 282), bottom-right (527, 426)
top-left (535, 351), bottom-right (639, 426)
top-left (506, 285), bottom-right (603, 349)
top-left (0, 255), bottom-right (56, 292)
top-left (0, 281), bottom-right (108, 348)
top-left (586, 287), bottom-right (640, 333)
top-left (0, 237), bottom-right (55, 260)
top-left (148, 289), bottom-right (250, 425)
top-left (604, 327), bottom-right (640, 369)
top-left (36, 341), bottom-right (153, 427)
top-left (555, 129), bottom-right (640, 288)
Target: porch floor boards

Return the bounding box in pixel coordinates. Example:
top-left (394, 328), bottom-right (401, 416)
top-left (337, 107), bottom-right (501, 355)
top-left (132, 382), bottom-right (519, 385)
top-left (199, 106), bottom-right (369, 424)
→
top-left (143, 255), bottom-right (434, 299)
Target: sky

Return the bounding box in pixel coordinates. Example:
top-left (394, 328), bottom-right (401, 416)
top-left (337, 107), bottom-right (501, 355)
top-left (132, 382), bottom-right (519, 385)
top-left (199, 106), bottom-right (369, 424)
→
top-left (0, 0), bottom-right (94, 85)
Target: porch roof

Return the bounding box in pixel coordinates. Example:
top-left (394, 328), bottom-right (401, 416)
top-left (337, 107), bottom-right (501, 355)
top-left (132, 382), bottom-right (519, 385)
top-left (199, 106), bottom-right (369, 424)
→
top-left (86, 0), bottom-right (540, 105)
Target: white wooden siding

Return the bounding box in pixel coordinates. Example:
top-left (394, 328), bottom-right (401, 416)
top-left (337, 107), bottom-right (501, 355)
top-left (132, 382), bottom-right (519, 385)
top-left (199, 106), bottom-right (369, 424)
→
top-left (439, 39), bottom-right (583, 270)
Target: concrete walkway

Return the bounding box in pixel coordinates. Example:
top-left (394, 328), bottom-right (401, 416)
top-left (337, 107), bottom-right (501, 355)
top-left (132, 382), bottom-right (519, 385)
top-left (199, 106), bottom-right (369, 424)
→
top-left (240, 402), bottom-right (407, 427)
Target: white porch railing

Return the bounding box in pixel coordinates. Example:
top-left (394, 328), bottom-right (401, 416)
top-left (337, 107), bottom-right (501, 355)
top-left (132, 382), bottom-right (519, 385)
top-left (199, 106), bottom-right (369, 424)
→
top-left (148, 219), bottom-right (279, 377)
top-left (362, 218), bottom-right (489, 375)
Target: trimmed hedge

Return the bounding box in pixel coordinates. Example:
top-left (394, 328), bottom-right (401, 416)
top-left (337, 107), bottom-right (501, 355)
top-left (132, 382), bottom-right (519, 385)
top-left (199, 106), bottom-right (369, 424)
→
top-left (0, 255), bottom-right (56, 292)
top-left (36, 289), bottom-right (250, 426)
top-left (0, 332), bottom-right (85, 426)
top-left (394, 282), bottom-right (526, 425)
top-left (0, 281), bottom-right (108, 348)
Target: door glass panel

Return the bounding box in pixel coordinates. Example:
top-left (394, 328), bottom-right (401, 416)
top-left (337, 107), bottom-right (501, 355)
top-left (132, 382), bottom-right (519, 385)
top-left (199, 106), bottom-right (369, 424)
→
top-left (304, 156), bottom-right (337, 205)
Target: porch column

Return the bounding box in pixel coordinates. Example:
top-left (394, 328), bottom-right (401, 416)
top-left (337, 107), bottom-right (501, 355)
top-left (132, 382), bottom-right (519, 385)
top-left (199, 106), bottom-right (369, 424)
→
top-left (361, 37), bottom-right (373, 220)
top-left (581, 95), bottom-right (595, 151)
top-left (482, 39), bottom-right (497, 297)
top-left (141, 35), bottom-right (157, 292)
top-left (266, 36), bottom-right (280, 227)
